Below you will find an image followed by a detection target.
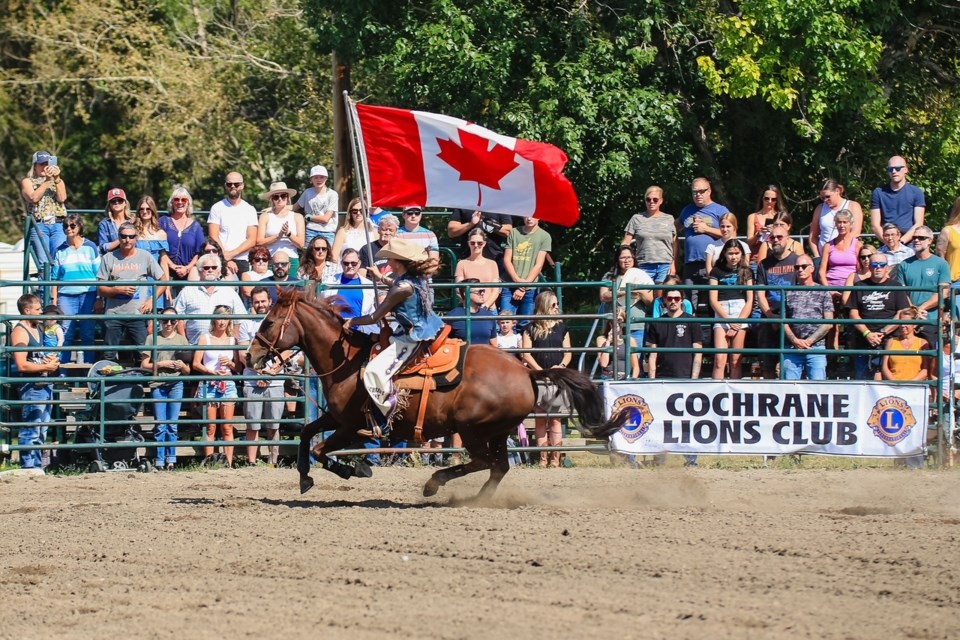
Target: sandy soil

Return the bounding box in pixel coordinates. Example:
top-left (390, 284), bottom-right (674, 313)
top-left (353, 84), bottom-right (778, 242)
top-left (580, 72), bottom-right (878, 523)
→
top-left (1, 465), bottom-right (958, 640)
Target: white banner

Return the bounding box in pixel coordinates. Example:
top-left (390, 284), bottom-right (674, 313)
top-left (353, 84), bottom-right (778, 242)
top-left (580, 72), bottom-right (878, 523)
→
top-left (603, 380), bottom-right (928, 457)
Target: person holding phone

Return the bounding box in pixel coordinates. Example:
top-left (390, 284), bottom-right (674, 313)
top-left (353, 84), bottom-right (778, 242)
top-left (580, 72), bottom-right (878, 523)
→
top-left (21, 150), bottom-right (67, 271)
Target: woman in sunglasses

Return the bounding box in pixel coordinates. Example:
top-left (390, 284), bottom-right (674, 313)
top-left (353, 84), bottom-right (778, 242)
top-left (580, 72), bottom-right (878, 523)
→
top-left (188, 237), bottom-right (238, 286)
top-left (746, 185), bottom-right (787, 264)
top-left (257, 181), bottom-right (305, 275)
top-left (240, 244), bottom-right (273, 305)
top-left (135, 196), bottom-right (170, 307)
top-left (159, 185), bottom-right (206, 286)
top-left (622, 185), bottom-right (677, 283)
top-left (98, 187), bottom-right (132, 254)
top-left (51, 214), bottom-right (100, 364)
top-left (332, 197), bottom-right (379, 260)
top-left (298, 235), bottom-right (341, 287)
top-left (454, 228), bottom-right (500, 309)
top-left (141, 308), bottom-right (190, 470)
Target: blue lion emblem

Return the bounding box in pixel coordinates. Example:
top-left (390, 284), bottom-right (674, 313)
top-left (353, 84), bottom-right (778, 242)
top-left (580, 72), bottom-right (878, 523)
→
top-left (611, 394), bottom-right (654, 443)
top-left (867, 396), bottom-right (917, 446)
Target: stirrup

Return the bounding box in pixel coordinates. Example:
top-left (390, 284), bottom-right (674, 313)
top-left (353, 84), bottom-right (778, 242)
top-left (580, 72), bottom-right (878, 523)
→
top-left (363, 402), bottom-right (392, 439)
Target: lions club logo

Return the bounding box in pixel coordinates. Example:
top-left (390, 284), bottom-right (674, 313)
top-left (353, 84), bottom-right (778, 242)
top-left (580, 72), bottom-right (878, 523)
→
top-left (867, 396), bottom-right (917, 446)
top-left (611, 394), bottom-right (654, 443)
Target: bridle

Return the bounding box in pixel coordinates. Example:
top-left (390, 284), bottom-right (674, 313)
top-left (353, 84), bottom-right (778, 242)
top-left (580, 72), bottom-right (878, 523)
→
top-left (252, 297), bottom-right (298, 368)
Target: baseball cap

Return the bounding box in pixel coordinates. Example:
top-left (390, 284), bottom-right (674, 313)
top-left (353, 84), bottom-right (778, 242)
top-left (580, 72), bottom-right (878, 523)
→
top-left (309, 165), bottom-right (328, 178)
top-left (106, 187), bottom-right (127, 202)
top-left (32, 150), bottom-right (53, 164)
top-left (402, 204), bottom-right (423, 213)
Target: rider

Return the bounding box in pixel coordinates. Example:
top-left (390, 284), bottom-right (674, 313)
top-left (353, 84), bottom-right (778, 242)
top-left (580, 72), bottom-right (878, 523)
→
top-left (344, 238), bottom-right (444, 430)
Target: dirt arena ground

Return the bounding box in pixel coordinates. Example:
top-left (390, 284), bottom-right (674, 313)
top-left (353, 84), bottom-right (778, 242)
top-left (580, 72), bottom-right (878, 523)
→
top-left (1, 464), bottom-right (958, 639)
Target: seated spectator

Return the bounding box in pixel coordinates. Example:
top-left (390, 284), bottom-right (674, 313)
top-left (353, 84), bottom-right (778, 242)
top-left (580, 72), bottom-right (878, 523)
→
top-left (260, 253), bottom-right (296, 304)
top-left (709, 239), bottom-right (754, 380)
top-left (845, 253), bottom-right (912, 380)
top-left (842, 244), bottom-right (877, 306)
top-left (782, 255), bottom-right (833, 381)
top-left (240, 244), bottom-right (273, 306)
top-left (298, 235), bottom-right (342, 287)
top-left (881, 307), bottom-right (931, 381)
top-left (756, 211), bottom-right (805, 262)
top-left (501, 217), bottom-right (551, 324)
top-left (809, 178), bottom-right (864, 259)
top-left (521, 290), bottom-right (571, 468)
top-left (397, 205), bottom-right (440, 259)
top-left (898, 225), bottom-right (950, 347)
top-left (818, 210), bottom-right (861, 302)
top-left (445, 279), bottom-right (498, 344)
top-left (878, 222), bottom-right (915, 272)
top-left (454, 228), bottom-right (500, 309)
top-left (51, 213), bottom-right (100, 364)
top-left (134, 196), bottom-right (171, 307)
top-left (621, 185), bottom-right (677, 283)
top-left (188, 237), bottom-right (239, 287)
top-left (705, 212), bottom-right (750, 274)
top-left (359, 214), bottom-right (398, 284)
top-left (98, 187), bottom-right (132, 254)
top-left (292, 165), bottom-right (339, 247)
top-left (324, 249), bottom-right (376, 334)
top-left (172, 253), bottom-right (246, 345)
top-left (596, 311), bottom-right (640, 380)
top-left (599, 245), bottom-right (653, 347)
top-left (257, 181), bottom-right (305, 274)
top-left (332, 197), bottom-right (379, 260)
top-left (141, 308), bottom-right (190, 470)
top-left (193, 305), bottom-right (240, 467)
top-left (159, 186), bottom-right (206, 286)
top-left (651, 274), bottom-right (694, 317)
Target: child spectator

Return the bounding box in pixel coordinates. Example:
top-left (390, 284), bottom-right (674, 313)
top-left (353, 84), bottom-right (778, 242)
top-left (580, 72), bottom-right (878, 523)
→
top-left (40, 304), bottom-right (64, 364)
top-left (492, 311), bottom-right (522, 355)
top-left (709, 239), bottom-right (754, 379)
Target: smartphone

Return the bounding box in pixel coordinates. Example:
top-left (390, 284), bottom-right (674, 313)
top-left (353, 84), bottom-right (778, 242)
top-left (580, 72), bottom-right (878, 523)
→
top-left (48, 156), bottom-right (58, 167)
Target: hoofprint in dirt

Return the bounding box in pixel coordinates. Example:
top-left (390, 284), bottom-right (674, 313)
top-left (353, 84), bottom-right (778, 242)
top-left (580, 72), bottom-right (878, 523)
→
top-left (0, 467), bottom-right (957, 640)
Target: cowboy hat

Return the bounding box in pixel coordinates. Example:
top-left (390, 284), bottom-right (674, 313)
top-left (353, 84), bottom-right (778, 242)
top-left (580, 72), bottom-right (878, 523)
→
top-left (259, 181), bottom-right (297, 201)
top-left (375, 238), bottom-right (428, 263)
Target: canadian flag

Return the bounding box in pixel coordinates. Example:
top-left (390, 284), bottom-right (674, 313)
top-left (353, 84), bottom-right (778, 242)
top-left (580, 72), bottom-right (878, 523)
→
top-left (354, 103), bottom-right (580, 226)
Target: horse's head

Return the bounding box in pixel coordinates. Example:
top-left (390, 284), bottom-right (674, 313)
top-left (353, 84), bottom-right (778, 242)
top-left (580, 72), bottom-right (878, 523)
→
top-left (247, 290), bottom-right (301, 371)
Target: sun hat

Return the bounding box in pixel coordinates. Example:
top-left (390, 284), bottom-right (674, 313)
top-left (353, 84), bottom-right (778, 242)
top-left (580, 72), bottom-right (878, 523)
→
top-left (309, 165), bottom-right (328, 178)
top-left (259, 181), bottom-right (297, 201)
top-left (375, 238), bottom-right (428, 263)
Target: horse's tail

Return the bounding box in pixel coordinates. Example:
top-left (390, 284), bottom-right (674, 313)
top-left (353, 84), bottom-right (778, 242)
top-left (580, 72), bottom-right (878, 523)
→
top-left (529, 368), bottom-right (629, 440)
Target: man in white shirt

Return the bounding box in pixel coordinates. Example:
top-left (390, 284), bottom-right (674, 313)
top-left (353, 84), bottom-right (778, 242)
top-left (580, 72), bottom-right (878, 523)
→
top-left (208, 171), bottom-right (258, 275)
top-left (293, 165), bottom-right (339, 247)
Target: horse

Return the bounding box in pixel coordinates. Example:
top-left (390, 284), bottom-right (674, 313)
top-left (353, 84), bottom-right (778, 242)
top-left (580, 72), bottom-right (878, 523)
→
top-left (246, 290), bottom-right (628, 499)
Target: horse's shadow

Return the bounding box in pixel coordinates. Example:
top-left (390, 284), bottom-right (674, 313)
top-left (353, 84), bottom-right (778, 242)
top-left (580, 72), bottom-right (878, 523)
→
top-left (257, 497), bottom-right (445, 510)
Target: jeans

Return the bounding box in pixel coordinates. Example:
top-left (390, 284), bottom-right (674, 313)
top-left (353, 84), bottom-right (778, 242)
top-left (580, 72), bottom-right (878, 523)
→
top-left (29, 221), bottom-right (66, 271)
top-left (638, 263), bottom-right (671, 284)
top-left (152, 381), bottom-right (183, 466)
top-left (499, 287), bottom-right (537, 327)
top-left (363, 437), bottom-right (382, 466)
top-left (782, 348), bottom-right (827, 381)
top-left (20, 383), bottom-right (53, 469)
top-left (103, 317), bottom-right (148, 364)
top-left (305, 230), bottom-right (335, 249)
top-left (58, 292), bottom-right (97, 364)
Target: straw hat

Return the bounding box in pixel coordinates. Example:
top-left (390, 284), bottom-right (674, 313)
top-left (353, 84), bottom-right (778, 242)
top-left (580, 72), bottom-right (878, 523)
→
top-left (375, 238), bottom-right (428, 263)
top-left (259, 181), bottom-right (297, 201)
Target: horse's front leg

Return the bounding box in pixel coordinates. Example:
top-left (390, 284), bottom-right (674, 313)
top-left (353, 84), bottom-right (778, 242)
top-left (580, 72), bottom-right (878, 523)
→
top-left (297, 414), bottom-right (337, 494)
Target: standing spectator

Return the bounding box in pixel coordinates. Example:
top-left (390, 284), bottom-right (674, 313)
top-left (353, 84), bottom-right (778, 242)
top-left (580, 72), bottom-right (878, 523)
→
top-left (845, 254), bottom-right (912, 380)
top-left (159, 185), bottom-right (206, 287)
top-left (260, 254), bottom-right (296, 304)
top-left (746, 185), bottom-right (787, 265)
top-left (492, 310), bottom-right (522, 353)
top-left (293, 165), bottom-right (339, 247)
top-left (651, 275), bottom-right (694, 317)
top-left (447, 208), bottom-right (513, 274)
top-left (598, 245), bottom-right (654, 348)
top-left (596, 311), bottom-right (641, 380)
top-left (898, 226), bottom-right (950, 347)
top-left (709, 239), bottom-right (754, 380)
top-left (359, 214), bottom-right (398, 283)
top-left (704, 213), bottom-right (750, 274)
top-left (172, 254), bottom-right (246, 345)
top-left (445, 279), bottom-right (498, 344)
top-left (676, 177), bottom-right (728, 310)
top-left (842, 244), bottom-right (878, 306)
top-left (332, 197), bottom-right (378, 260)
top-left (935, 196), bottom-right (960, 285)
top-left (208, 171), bottom-right (258, 276)
top-left (193, 305), bottom-right (240, 467)
top-left (10, 294), bottom-right (59, 470)
top-left (501, 217), bottom-right (552, 323)
top-left (809, 179), bottom-right (864, 258)
top-left (878, 223), bottom-right (915, 272)
top-left (621, 186), bottom-right (677, 283)
top-left (240, 244), bottom-right (273, 305)
top-left (51, 213), bottom-right (100, 364)
top-left (397, 205), bottom-right (440, 259)
top-left (140, 308), bottom-right (190, 470)
top-left (756, 223), bottom-right (800, 378)
top-left (134, 196), bottom-right (170, 307)
top-left (454, 228), bottom-right (500, 309)
top-left (818, 210), bottom-right (862, 299)
top-left (21, 150), bottom-right (67, 271)
top-left (870, 155), bottom-right (926, 243)
top-left (238, 288), bottom-right (286, 467)
top-left (298, 235), bottom-right (342, 287)
top-left (257, 181), bottom-right (305, 274)
top-left (96, 222), bottom-right (165, 365)
top-left (98, 187), bottom-right (132, 254)
top-left (520, 291), bottom-right (571, 468)
top-left (782, 255), bottom-right (834, 380)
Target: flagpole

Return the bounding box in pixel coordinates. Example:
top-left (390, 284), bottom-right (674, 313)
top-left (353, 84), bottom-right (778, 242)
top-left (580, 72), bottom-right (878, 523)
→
top-left (342, 91), bottom-right (381, 300)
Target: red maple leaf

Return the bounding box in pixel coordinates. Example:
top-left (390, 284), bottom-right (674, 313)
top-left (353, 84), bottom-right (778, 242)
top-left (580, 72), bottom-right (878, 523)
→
top-left (436, 128), bottom-right (519, 206)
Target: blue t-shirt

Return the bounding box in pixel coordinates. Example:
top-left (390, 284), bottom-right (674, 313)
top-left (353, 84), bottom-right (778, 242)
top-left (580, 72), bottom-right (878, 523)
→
top-left (870, 183), bottom-right (925, 233)
top-left (337, 275), bottom-right (364, 318)
top-left (677, 202), bottom-right (728, 263)
top-left (898, 254), bottom-right (950, 318)
top-left (445, 307), bottom-right (498, 344)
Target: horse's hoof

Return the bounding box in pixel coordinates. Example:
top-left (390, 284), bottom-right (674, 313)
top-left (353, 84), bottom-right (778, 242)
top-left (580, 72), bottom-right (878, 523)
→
top-left (299, 476), bottom-right (314, 495)
top-left (423, 480), bottom-right (439, 497)
top-left (354, 461), bottom-right (373, 478)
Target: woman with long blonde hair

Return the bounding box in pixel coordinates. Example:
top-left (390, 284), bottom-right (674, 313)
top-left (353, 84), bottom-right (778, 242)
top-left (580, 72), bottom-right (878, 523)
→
top-left (193, 305), bottom-right (239, 467)
top-left (331, 197), bottom-right (378, 260)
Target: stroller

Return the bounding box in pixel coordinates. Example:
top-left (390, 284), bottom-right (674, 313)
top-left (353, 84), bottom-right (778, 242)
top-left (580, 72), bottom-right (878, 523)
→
top-left (70, 360), bottom-right (152, 473)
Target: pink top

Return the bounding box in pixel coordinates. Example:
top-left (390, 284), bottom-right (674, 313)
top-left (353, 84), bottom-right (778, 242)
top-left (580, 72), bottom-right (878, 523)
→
top-left (455, 257), bottom-right (501, 305)
top-left (824, 238), bottom-right (860, 286)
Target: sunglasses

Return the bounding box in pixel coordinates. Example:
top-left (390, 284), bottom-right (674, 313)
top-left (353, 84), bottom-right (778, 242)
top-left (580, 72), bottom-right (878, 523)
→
top-left (796, 264), bottom-right (814, 270)
top-left (859, 254), bottom-right (874, 260)
top-left (272, 262), bottom-right (290, 268)
top-left (763, 196), bottom-right (778, 202)
top-left (645, 197), bottom-right (660, 204)
top-left (272, 194), bottom-right (288, 201)
top-left (664, 295), bottom-right (682, 301)
top-left (869, 262), bottom-right (888, 268)
top-left (172, 198), bottom-right (188, 204)
top-left (312, 246), bottom-right (328, 252)
top-left (350, 208), bottom-right (362, 213)
top-left (404, 210), bottom-right (422, 215)
top-left (200, 265), bottom-right (220, 271)
top-left (770, 235), bottom-right (786, 240)
top-left (109, 198), bottom-right (125, 205)
top-left (203, 248), bottom-right (219, 254)
top-left (160, 318), bottom-right (177, 325)
top-left (251, 257), bottom-right (269, 263)
top-left (119, 234), bottom-right (137, 240)
top-left (468, 241), bottom-right (485, 247)
top-left (913, 236), bottom-right (931, 242)
top-left (137, 207), bottom-right (153, 213)
top-left (471, 288), bottom-right (487, 293)
top-left (691, 188), bottom-right (708, 196)
top-left (887, 165), bottom-right (905, 173)
top-left (225, 182), bottom-right (243, 188)
top-left (63, 223), bottom-right (79, 230)
top-left (341, 261), bottom-right (359, 267)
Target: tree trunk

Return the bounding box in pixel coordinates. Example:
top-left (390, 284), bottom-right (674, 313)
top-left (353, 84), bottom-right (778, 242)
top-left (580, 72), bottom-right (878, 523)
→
top-left (332, 53), bottom-right (353, 206)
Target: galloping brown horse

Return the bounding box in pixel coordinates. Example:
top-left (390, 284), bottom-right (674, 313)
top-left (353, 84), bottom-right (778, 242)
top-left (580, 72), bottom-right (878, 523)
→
top-left (247, 290), bottom-right (627, 499)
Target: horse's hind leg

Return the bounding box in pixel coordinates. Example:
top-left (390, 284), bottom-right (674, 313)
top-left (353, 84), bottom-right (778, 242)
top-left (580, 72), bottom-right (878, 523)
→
top-left (476, 434), bottom-right (510, 499)
top-left (422, 435), bottom-right (491, 497)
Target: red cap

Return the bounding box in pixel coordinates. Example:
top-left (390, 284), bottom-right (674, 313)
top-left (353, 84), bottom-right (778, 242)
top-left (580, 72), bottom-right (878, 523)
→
top-left (107, 187), bottom-right (127, 202)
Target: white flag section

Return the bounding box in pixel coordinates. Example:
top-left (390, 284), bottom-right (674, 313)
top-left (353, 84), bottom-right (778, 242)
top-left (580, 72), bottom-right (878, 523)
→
top-left (603, 380), bottom-right (928, 457)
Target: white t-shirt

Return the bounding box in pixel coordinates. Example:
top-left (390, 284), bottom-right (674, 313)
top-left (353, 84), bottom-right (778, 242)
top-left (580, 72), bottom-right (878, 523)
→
top-left (208, 198), bottom-right (258, 260)
top-left (297, 187), bottom-right (340, 234)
